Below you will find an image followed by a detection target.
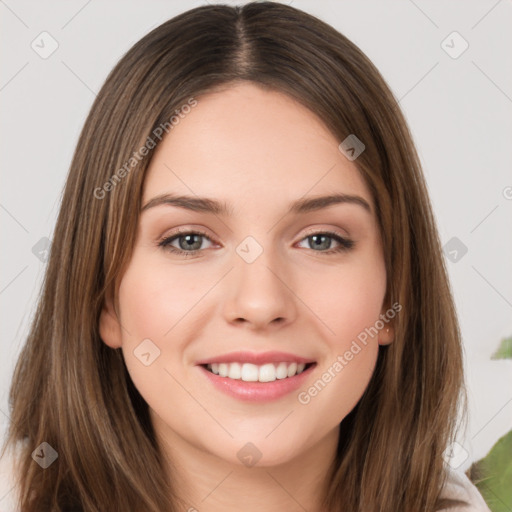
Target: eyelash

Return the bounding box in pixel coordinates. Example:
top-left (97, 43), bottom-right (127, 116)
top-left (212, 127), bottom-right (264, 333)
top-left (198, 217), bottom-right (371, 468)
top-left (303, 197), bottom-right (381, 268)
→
top-left (157, 228), bottom-right (354, 258)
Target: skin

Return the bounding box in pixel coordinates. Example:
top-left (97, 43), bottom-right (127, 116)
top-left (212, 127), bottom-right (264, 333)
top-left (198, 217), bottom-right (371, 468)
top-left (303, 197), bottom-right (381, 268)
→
top-left (100, 82), bottom-right (394, 511)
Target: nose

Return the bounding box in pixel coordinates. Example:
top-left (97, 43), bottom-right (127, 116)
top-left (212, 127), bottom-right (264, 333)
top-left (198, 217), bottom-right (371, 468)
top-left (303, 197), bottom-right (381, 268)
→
top-left (222, 244), bottom-right (297, 331)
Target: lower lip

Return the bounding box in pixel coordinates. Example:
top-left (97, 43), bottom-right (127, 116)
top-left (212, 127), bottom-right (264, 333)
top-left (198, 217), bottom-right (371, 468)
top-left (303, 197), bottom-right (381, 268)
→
top-left (198, 364), bottom-right (316, 402)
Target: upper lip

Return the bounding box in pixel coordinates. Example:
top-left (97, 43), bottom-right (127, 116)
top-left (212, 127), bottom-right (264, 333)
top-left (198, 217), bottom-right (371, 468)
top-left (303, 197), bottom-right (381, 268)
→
top-left (195, 351), bottom-right (316, 366)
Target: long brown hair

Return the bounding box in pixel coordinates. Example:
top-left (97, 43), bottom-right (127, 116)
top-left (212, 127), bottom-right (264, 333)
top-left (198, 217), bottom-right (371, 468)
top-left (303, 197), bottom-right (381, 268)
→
top-left (2, 2), bottom-right (466, 510)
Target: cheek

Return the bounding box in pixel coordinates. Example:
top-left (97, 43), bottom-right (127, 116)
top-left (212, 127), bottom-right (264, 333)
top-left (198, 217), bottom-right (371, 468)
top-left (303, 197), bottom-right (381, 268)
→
top-left (304, 252), bottom-right (387, 348)
top-left (118, 258), bottom-right (202, 340)
top-left (300, 341), bottom-right (379, 425)
top-left (299, 252), bottom-right (386, 419)
top-left (115, 258), bottom-right (201, 395)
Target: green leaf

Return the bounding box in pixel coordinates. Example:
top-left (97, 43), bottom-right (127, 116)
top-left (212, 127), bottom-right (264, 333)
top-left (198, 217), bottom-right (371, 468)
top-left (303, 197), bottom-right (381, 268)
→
top-left (491, 336), bottom-right (512, 360)
top-left (469, 430), bottom-right (512, 512)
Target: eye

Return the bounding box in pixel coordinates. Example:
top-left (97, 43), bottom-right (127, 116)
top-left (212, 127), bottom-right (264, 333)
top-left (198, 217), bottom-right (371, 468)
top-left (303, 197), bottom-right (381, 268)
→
top-left (297, 230), bottom-right (354, 255)
top-left (158, 229), bottom-right (215, 257)
top-left (158, 228), bottom-right (355, 257)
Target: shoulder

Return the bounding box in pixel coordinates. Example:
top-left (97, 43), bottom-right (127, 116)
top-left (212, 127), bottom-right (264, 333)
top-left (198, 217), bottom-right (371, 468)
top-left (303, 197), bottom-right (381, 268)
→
top-left (438, 465), bottom-right (491, 512)
top-left (0, 440), bottom-right (26, 512)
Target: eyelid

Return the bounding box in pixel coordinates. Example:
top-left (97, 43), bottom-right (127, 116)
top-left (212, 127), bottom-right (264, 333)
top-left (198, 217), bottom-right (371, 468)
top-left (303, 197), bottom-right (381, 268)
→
top-left (297, 227), bottom-right (355, 253)
top-left (157, 227), bottom-right (218, 247)
top-left (159, 226), bottom-right (350, 245)
top-left (158, 225), bottom-right (354, 258)
top-left (300, 226), bottom-right (350, 240)
top-left (160, 226), bottom-right (214, 239)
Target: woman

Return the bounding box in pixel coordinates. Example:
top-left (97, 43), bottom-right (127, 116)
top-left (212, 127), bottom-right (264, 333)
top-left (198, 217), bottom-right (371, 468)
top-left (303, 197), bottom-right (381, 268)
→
top-left (0, 2), bottom-right (491, 511)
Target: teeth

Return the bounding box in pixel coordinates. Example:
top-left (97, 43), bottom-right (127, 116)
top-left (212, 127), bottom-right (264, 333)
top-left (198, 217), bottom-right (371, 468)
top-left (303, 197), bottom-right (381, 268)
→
top-left (218, 363), bottom-right (229, 377)
top-left (206, 361), bottom-right (310, 382)
top-left (241, 363), bottom-right (259, 382)
top-left (276, 362), bottom-right (288, 379)
top-left (258, 363), bottom-right (276, 382)
top-left (228, 362), bottom-right (241, 379)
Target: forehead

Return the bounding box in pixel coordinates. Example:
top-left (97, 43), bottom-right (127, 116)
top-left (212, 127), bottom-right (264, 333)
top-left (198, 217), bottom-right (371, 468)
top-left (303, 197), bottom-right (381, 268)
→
top-left (143, 82), bottom-right (373, 213)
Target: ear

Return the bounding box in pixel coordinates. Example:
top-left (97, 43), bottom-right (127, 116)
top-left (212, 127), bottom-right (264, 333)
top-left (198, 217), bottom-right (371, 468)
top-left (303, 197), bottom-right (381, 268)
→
top-left (99, 291), bottom-right (123, 349)
top-left (378, 323), bottom-right (394, 346)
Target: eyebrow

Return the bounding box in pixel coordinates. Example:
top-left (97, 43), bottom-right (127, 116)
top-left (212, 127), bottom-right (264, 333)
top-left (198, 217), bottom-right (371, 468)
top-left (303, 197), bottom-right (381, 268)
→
top-left (141, 192), bottom-right (372, 216)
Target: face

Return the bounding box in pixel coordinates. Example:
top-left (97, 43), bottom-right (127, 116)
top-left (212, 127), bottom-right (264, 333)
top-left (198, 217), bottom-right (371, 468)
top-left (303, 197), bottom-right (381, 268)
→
top-left (100, 82), bottom-right (393, 469)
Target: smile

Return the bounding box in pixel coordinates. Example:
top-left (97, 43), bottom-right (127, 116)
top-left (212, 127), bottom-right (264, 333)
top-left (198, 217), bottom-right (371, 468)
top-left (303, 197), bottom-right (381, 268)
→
top-left (204, 361), bottom-right (312, 382)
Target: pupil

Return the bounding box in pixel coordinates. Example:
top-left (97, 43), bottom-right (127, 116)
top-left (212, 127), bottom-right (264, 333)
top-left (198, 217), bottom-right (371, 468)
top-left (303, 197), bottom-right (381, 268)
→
top-left (182, 234), bottom-right (200, 250)
top-left (312, 234), bottom-right (329, 250)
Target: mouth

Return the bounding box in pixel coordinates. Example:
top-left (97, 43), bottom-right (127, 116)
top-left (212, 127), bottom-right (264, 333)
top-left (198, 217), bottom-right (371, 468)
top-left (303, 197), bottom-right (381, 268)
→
top-left (195, 351), bottom-right (317, 402)
top-left (201, 361), bottom-right (316, 382)
top-left (195, 350), bottom-right (317, 403)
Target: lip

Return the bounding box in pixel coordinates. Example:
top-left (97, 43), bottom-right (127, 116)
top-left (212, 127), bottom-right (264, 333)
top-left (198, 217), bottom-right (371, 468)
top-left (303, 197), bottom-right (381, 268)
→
top-left (198, 362), bottom-right (317, 402)
top-left (195, 350), bottom-right (315, 366)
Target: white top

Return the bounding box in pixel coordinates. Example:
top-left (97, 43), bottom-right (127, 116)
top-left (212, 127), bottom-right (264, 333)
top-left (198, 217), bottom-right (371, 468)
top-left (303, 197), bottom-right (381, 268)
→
top-left (0, 442), bottom-right (491, 511)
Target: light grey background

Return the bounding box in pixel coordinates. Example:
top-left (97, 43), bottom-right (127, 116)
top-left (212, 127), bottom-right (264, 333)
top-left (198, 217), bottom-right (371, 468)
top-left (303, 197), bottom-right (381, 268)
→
top-left (1, 0), bottom-right (511, 472)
